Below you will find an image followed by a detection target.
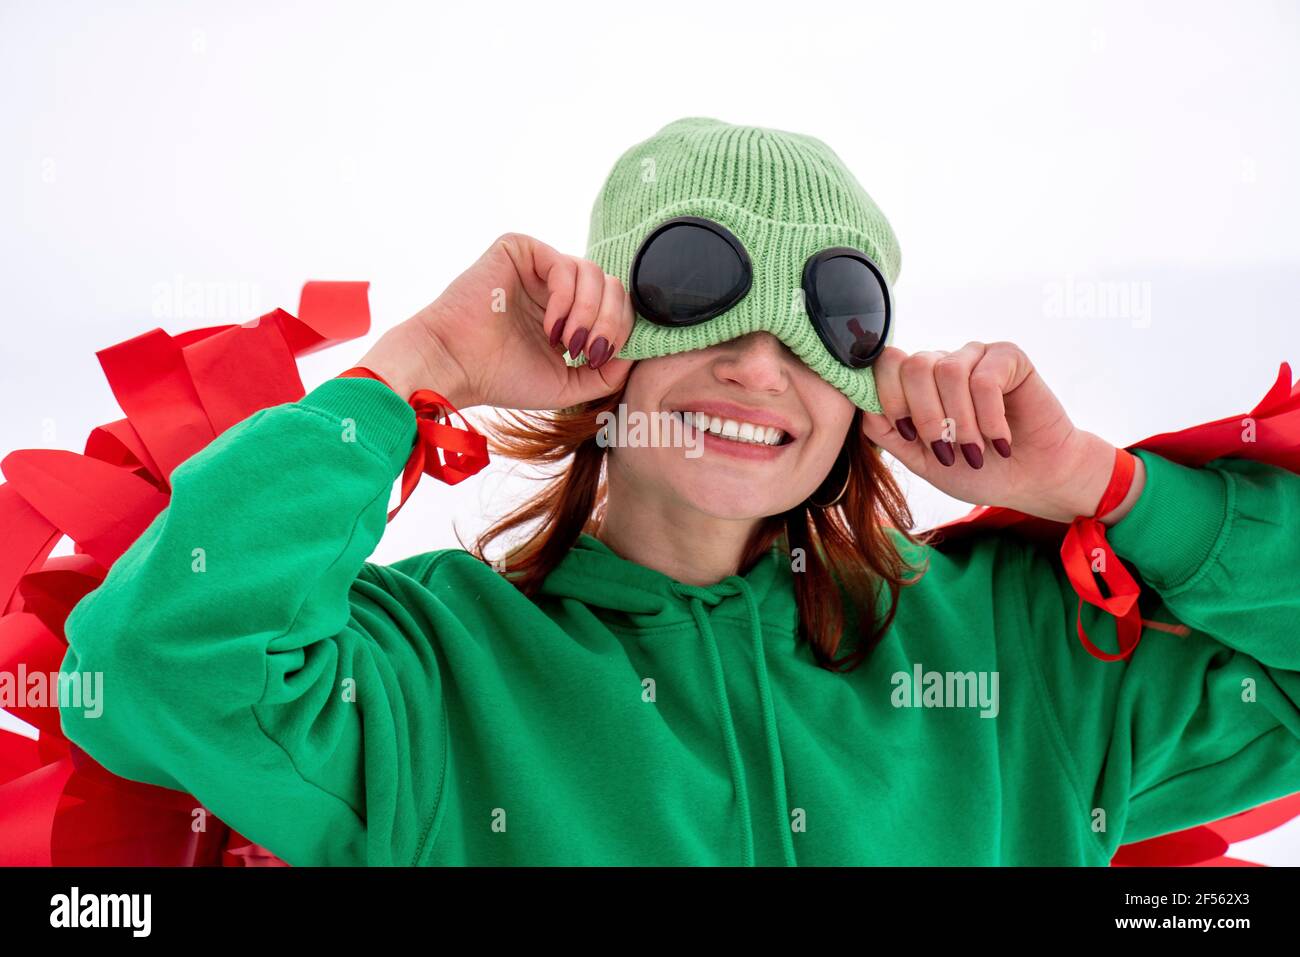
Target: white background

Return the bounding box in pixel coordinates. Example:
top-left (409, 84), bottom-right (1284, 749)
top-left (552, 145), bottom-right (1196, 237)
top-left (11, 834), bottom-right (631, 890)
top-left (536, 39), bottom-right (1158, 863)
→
top-left (1, 0), bottom-right (1298, 863)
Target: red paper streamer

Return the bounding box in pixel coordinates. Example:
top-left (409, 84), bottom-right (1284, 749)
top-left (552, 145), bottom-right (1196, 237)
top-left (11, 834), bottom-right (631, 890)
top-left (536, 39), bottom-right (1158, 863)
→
top-left (0, 281), bottom-right (372, 866)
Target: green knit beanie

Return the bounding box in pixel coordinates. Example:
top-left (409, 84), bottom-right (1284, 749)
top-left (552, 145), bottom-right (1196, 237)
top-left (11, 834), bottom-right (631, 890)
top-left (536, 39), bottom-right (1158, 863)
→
top-left (573, 116), bottom-right (901, 414)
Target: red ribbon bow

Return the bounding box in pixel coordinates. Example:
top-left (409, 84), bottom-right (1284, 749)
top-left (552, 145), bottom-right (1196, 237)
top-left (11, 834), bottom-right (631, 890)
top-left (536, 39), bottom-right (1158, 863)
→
top-left (1058, 446), bottom-right (1189, 661)
top-left (336, 367), bottom-right (489, 521)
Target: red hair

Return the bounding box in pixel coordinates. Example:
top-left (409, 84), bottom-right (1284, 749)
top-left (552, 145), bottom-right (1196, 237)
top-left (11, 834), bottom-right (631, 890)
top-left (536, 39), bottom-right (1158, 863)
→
top-left (467, 385), bottom-right (933, 672)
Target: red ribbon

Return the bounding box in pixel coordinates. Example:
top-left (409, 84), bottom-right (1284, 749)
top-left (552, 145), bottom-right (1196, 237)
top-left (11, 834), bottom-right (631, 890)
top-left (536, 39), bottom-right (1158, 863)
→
top-left (335, 367), bottom-right (489, 521)
top-left (1058, 446), bottom-right (1189, 661)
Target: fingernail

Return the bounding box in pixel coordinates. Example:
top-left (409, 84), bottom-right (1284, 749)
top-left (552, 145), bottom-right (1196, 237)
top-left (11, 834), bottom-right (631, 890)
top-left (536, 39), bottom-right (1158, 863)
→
top-left (896, 417), bottom-right (918, 441)
top-left (567, 326), bottom-right (589, 359)
top-left (960, 442), bottom-right (984, 469)
top-left (587, 336), bottom-right (610, 368)
top-left (548, 317), bottom-right (568, 348)
top-left (992, 437), bottom-right (1012, 458)
top-left (931, 440), bottom-right (956, 466)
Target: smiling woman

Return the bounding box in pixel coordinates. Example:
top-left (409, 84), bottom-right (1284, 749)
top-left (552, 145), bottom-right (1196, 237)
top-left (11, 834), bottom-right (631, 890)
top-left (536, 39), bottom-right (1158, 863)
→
top-left (472, 342), bottom-right (918, 661)
top-left (55, 117), bottom-right (1300, 867)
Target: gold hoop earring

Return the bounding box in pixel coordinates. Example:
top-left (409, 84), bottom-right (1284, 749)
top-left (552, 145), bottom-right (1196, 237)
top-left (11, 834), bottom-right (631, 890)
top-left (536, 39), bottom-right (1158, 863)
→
top-left (808, 450), bottom-right (851, 509)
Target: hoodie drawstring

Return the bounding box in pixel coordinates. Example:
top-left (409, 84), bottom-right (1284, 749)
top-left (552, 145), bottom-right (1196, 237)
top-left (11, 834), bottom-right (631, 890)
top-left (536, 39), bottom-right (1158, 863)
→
top-left (673, 577), bottom-right (798, 867)
top-left (684, 593), bottom-right (755, 867)
top-left (737, 579), bottom-right (798, 868)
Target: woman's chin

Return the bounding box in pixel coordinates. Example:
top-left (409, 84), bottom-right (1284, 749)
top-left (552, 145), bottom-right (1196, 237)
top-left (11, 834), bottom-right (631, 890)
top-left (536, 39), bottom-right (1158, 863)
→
top-left (620, 448), bottom-right (811, 520)
top-left (668, 474), bottom-right (802, 521)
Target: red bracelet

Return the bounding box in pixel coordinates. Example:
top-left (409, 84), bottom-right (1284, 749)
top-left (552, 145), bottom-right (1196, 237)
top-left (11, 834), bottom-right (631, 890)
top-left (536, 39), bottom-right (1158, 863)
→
top-left (1095, 446), bottom-right (1139, 522)
top-left (336, 366), bottom-right (489, 520)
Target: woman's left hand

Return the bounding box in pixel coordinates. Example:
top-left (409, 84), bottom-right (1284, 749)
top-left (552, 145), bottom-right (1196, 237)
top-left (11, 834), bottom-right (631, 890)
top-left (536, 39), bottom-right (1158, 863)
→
top-left (860, 341), bottom-right (1144, 524)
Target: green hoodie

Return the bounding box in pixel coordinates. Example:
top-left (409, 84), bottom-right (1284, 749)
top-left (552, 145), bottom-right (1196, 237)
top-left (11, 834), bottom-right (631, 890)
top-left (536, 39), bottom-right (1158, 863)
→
top-left (58, 376), bottom-right (1300, 866)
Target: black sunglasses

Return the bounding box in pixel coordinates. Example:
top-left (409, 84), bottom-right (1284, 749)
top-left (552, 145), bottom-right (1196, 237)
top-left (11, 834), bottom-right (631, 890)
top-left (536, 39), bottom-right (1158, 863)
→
top-left (628, 215), bottom-right (891, 369)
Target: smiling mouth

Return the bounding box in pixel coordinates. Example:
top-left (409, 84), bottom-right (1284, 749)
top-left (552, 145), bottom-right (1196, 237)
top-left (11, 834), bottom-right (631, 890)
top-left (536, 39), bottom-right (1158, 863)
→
top-left (668, 410), bottom-right (793, 447)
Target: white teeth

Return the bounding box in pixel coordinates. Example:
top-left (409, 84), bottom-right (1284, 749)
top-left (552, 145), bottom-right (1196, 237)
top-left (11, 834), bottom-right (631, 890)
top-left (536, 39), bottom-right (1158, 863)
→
top-left (675, 410), bottom-right (786, 446)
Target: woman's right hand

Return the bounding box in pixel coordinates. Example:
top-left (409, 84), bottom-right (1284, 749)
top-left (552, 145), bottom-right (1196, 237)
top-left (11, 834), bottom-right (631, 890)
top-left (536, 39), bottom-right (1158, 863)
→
top-left (356, 233), bottom-right (637, 410)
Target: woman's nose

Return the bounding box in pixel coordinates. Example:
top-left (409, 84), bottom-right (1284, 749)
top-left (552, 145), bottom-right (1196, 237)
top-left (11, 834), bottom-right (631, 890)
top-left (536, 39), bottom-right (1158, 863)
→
top-left (712, 332), bottom-right (790, 394)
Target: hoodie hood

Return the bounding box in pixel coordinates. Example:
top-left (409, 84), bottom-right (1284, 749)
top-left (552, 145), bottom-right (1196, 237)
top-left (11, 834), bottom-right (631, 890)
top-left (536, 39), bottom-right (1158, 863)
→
top-left (537, 532), bottom-right (790, 626)
top-left (537, 532), bottom-right (800, 866)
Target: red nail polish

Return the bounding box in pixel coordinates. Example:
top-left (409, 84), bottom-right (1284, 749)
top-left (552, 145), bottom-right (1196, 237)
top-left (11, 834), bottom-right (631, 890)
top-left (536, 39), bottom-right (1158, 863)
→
top-left (896, 417), bottom-right (918, 441)
top-left (960, 443), bottom-right (984, 469)
top-left (992, 437), bottom-right (1012, 458)
top-left (548, 317), bottom-right (568, 348)
top-left (931, 440), bottom-right (956, 466)
top-left (587, 336), bottom-right (611, 368)
top-left (567, 326), bottom-right (589, 358)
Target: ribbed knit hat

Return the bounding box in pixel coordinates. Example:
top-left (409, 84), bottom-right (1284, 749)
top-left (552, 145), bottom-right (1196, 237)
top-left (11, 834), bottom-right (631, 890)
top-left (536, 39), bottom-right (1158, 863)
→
top-left (575, 116), bottom-right (901, 414)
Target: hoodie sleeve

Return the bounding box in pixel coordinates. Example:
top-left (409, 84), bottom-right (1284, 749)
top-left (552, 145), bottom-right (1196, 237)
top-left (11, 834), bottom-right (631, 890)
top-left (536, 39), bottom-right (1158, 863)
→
top-left (58, 375), bottom-right (448, 866)
top-left (1016, 447), bottom-right (1300, 852)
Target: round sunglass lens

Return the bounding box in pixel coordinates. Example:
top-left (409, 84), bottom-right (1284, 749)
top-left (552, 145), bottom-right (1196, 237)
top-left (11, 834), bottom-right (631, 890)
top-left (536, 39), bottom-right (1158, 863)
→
top-left (632, 219), bottom-right (750, 326)
top-left (810, 253), bottom-right (889, 367)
